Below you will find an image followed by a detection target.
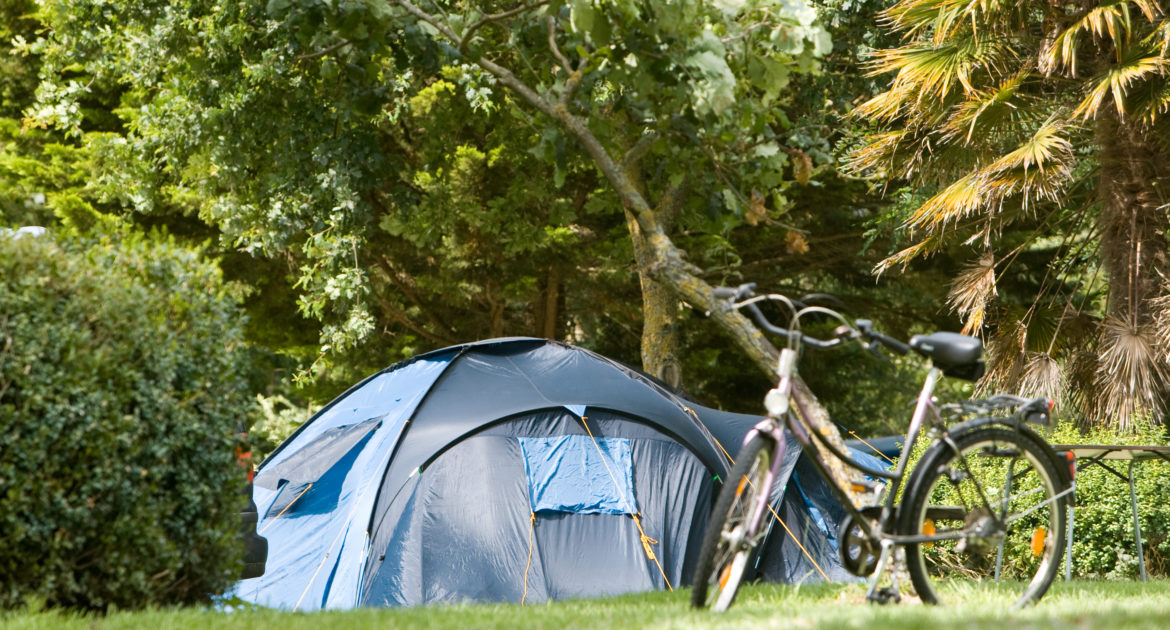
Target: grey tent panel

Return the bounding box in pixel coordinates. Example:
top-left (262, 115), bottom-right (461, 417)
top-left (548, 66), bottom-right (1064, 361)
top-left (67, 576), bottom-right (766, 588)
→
top-left (373, 344), bottom-right (728, 516)
top-left (362, 410), bottom-right (713, 606)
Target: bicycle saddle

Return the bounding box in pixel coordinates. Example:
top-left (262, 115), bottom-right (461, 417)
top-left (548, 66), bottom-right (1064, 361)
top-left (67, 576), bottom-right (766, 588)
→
top-left (909, 332), bottom-right (986, 381)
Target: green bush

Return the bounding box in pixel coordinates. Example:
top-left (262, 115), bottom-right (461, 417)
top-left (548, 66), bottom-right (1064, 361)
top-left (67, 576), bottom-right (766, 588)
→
top-left (0, 230), bottom-right (255, 610)
top-left (1046, 421), bottom-right (1170, 579)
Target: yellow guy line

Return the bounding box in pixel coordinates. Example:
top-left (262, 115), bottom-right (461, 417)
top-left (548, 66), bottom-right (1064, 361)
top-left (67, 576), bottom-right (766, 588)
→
top-left (708, 432), bottom-right (831, 582)
top-left (522, 512), bottom-right (536, 604)
top-left (259, 483), bottom-right (312, 535)
top-left (847, 430), bottom-right (897, 465)
top-left (579, 416), bottom-right (673, 591)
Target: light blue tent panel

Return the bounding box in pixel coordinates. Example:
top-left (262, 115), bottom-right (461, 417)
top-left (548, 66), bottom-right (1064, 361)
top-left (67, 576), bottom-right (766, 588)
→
top-left (518, 436), bottom-right (637, 515)
top-left (237, 353), bottom-right (455, 610)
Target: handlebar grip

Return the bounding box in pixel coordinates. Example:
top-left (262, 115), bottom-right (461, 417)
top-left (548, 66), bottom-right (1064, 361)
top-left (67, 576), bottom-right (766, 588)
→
top-left (712, 286), bottom-right (738, 299)
top-left (871, 330), bottom-right (910, 355)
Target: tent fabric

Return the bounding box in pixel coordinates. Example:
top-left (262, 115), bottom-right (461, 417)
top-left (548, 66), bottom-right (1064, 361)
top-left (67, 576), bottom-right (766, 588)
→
top-left (361, 411), bottom-right (710, 606)
top-left (519, 436), bottom-right (637, 515)
top-left (236, 337), bottom-right (884, 610)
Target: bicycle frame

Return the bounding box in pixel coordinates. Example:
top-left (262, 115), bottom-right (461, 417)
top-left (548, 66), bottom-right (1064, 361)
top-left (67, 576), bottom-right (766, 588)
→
top-left (742, 346), bottom-right (953, 600)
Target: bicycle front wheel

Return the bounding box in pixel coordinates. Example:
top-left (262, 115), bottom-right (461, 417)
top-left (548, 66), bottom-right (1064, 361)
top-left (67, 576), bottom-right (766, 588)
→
top-left (690, 433), bottom-right (774, 611)
top-left (898, 426), bottom-right (1066, 608)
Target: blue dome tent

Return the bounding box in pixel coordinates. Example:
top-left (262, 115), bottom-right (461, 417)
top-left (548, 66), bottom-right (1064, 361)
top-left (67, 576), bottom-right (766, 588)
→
top-left (237, 338), bottom-right (879, 609)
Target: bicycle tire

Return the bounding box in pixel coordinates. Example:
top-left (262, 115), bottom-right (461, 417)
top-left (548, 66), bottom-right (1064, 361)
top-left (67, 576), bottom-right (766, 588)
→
top-left (898, 425), bottom-right (1067, 607)
top-left (691, 433), bottom-right (774, 611)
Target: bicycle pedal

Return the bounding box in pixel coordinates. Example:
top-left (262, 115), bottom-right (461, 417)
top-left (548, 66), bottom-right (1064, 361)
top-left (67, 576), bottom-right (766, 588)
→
top-left (866, 587), bottom-right (901, 605)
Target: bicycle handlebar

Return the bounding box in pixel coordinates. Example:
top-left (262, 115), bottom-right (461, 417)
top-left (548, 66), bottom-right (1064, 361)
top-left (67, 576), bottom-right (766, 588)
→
top-left (713, 285), bottom-right (907, 354)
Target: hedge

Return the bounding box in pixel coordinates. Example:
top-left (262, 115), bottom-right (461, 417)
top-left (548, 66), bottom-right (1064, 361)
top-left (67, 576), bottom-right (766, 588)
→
top-left (0, 230), bottom-right (256, 610)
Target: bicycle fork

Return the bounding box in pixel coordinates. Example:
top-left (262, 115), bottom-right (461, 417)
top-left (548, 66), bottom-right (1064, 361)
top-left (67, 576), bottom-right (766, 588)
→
top-left (735, 349), bottom-right (798, 546)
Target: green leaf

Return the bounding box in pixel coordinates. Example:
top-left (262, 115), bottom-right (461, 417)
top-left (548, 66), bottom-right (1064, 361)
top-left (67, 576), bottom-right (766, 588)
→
top-left (266, 0), bottom-right (291, 17)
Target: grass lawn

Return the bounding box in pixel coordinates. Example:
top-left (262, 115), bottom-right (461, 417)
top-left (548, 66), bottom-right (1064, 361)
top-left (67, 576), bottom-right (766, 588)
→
top-left (5, 580), bottom-right (1170, 630)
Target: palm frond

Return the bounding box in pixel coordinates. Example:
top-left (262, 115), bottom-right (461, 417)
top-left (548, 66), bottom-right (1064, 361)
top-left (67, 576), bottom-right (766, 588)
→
top-left (846, 130), bottom-right (910, 176)
top-left (984, 117), bottom-right (1074, 174)
top-left (941, 70), bottom-right (1031, 144)
top-left (874, 237), bottom-right (938, 276)
top-left (1018, 352), bottom-right (1065, 402)
top-left (867, 36), bottom-right (1010, 100)
top-left (1146, 17), bottom-right (1170, 56)
top-left (852, 83), bottom-right (918, 123)
top-left (906, 172), bottom-right (987, 230)
top-left (882, 0), bottom-right (1019, 42)
top-left (1046, 3), bottom-right (1141, 75)
top-left (1132, 0), bottom-right (1162, 23)
top-left (1127, 74), bottom-right (1170, 123)
top-left (1090, 316), bottom-right (1167, 430)
top-left (947, 252), bottom-right (997, 334)
top-left (1073, 47), bottom-right (1167, 119)
top-left (880, 0), bottom-right (954, 39)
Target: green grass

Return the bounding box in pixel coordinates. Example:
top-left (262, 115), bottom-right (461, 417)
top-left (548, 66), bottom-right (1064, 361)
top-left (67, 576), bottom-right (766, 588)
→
top-left (6, 581), bottom-right (1170, 630)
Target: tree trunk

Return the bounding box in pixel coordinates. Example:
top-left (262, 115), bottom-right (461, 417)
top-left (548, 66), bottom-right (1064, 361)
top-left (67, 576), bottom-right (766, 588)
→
top-left (1091, 112), bottom-right (1170, 427)
top-left (627, 208), bottom-right (682, 386)
top-left (534, 266), bottom-right (562, 340)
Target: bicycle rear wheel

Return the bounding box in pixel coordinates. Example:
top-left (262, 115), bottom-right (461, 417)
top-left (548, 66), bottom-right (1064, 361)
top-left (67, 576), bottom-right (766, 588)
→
top-left (898, 426), bottom-right (1066, 608)
top-left (691, 433), bottom-right (774, 611)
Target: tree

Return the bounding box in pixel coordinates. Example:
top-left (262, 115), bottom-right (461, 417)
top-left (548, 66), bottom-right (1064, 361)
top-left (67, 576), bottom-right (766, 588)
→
top-left (28, 0), bottom-right (833, 377)
top-left (850, 0), bottom-right (1170, 428)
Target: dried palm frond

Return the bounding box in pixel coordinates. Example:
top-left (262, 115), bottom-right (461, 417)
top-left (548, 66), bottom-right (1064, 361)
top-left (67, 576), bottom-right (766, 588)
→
top-left (1064, 349), bottom-right (1100, 426)
top-left (1018, 352), bottom-right (1064, 402)
top-left (1152, 286), bottom-right (1170, 352)
top-left (1090, 316), bottom-right (1168, 430)
top-left (980, 320), bottom-right (1028, 395)
top-left (948, 252), bottom-right (998, 334)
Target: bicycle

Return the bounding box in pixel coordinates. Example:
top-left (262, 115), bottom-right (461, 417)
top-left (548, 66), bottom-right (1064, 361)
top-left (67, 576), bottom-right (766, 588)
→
top-left (690, 284), bottom-right (1074, 610)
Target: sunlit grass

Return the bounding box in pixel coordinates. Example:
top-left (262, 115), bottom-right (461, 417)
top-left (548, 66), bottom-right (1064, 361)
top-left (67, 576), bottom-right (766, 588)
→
top-left (5, 580), bottom-right (1170, 630)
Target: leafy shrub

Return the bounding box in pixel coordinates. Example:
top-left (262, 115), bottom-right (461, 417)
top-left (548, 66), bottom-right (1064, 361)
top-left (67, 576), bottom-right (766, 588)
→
top-left (1046, 420), bottom-right (1170, 579)
top-left (250, 394), bottom-right (316, 463)
top-left (0, 230), bottom-right (255, 610)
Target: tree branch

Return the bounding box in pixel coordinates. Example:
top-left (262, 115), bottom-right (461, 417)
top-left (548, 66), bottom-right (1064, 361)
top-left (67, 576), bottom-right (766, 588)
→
top-left (461, 2), bottom-right (550, 56)
top-left (620, 132), bottom-right (660, 173)
top-left (547, 15), bottom-right (572, 74)
top-left (295, 39), bottom-right (352, 61)
top-left (392, 0), bottom-right (784, 380)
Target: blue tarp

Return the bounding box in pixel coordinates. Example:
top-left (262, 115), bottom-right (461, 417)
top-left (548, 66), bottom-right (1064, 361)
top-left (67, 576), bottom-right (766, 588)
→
top-left (519, 436), bottom-right (636, 515)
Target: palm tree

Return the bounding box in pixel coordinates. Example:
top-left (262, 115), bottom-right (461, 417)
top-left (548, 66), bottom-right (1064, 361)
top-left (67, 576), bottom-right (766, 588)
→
top-left (849, 1), bottom-right (1170, 429)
